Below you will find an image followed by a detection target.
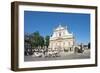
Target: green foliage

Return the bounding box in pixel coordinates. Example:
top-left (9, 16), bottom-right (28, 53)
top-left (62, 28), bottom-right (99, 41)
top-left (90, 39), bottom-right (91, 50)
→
top-left (25, 31), bottom-right (50, 49)
top-left (88, 42), bottom-right (90, 49)
top-left (45, 36), bottom-right (50, 48)
top-left (39, 36), bottom-right (44, 48)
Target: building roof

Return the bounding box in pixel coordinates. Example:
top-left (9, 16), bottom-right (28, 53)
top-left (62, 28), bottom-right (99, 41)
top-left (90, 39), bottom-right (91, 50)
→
top-left (50, 24), bottom-right (74, 40)
top-left (55, 25), bottom-right (65, 31)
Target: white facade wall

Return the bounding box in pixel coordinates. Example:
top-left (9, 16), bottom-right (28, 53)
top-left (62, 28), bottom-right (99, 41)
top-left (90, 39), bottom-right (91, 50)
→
top-left (49, 25), bottom-right (75, 51)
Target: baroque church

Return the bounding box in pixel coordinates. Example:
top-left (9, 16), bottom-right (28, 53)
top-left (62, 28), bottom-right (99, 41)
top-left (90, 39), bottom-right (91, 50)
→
top-left (49, 25), bottom-right (75, 53)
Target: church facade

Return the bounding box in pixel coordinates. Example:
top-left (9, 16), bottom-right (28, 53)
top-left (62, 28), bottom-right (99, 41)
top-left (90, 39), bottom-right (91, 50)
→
top-left (49, 25), bottom-right (75, 53)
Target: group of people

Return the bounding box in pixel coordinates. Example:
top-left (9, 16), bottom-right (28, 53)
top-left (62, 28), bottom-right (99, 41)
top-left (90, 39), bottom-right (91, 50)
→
top-left (25, 47), bottom-right (62, 58)
top-left (25, 44), bottom-right (87, 58)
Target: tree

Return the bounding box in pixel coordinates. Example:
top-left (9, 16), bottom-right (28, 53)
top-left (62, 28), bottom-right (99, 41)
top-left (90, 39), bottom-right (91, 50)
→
top-left (88, 42), bottom-right (90, 49)
top-left (24, 33), bottom-right (30, 42)
top-left (45, 36), bottom-right (50, 48)
top-left (25, 31), bottom-right (50, 50)
top-left (29, 31), bottom-right (45, 49)
top-left (39, 36), bottom-right (44, 48)
top-left (24, 33), bottom-right (33, 55)
top-left (24, 33), bottom-right (32, 47)
top-left (31, 31), bottom-right (40, 48)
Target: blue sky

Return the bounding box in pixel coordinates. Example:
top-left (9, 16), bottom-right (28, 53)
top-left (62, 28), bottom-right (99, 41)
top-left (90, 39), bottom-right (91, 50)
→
top-left (24, 11), bottom-right (90, 44)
